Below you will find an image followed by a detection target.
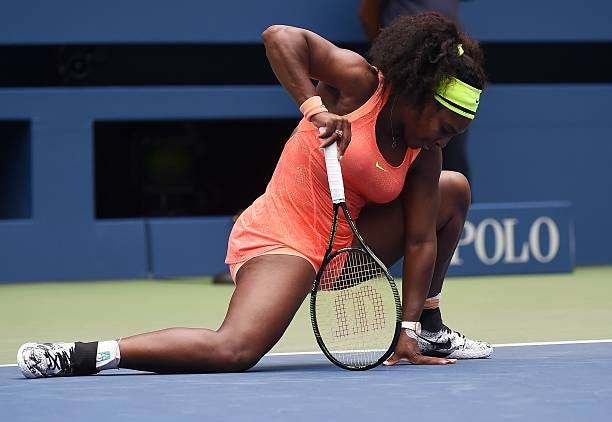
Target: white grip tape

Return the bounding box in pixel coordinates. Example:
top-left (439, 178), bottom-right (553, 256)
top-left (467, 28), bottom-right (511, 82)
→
top-left (323, 144), bottom-right (345, 203)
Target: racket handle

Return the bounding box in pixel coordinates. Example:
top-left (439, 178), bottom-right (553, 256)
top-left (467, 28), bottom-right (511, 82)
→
top-left (323, 143), bottom-right (346, 203)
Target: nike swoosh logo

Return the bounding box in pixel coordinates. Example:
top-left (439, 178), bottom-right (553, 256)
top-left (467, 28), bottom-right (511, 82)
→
top-left (375, 161), bottom-right (387, 172)
top-left (418, 336), bottom-right (453, 350)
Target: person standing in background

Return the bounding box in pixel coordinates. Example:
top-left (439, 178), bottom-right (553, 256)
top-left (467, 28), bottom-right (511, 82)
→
top-left (359, 0), bottom-right (470, 182)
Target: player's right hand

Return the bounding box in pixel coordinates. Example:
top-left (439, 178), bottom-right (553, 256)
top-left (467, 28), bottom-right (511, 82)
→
top-left (383, 330), bottom-right (457, 366)
top-left (311, 112), bottom-right (351, 159)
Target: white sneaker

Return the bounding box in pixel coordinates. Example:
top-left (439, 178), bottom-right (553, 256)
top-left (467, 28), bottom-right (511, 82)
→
top-left (417, 325), bottom-right (493, 359)
top-left (17, 342), bottom-right (76, 378)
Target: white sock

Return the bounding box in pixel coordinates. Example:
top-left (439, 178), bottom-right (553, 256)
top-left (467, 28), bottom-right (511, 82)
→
top-left (96, 340), bottom-right (121, 371)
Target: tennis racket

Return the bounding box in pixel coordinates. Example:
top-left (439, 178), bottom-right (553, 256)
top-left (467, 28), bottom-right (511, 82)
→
top-left (310, 142), bottom-right (402, 370)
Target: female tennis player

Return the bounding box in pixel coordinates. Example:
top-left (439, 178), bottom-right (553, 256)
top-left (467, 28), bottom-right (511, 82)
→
top-left (17, 12), bottom-right (491, 378)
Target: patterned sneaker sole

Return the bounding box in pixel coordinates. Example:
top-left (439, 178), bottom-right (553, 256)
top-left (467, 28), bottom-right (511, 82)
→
top-left (447, 346), bottom-right (494, 359)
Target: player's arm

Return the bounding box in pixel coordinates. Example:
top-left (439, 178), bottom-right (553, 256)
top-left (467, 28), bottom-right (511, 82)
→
top-left (400, 148), bottom-right (442, 322)
top-left (262, 25), bottom-right (374, 154)
top-left (385, 148), bottom-right (455, 367)
top-left (262, 25), bottom-right (374, 106)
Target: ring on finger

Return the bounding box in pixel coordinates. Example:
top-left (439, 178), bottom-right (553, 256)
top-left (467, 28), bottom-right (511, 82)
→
top-left (334, 129), bottom-right (343, 138)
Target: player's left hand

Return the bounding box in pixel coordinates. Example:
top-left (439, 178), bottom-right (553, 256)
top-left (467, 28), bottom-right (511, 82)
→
top-left (383, 331), bottom-right (457, 366)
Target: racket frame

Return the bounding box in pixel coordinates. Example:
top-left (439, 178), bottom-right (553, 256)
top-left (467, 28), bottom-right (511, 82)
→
top-left (310, 200), bottom-right (402, 371)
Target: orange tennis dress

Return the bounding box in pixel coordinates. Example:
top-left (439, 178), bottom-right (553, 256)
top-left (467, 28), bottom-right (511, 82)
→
top-left (225, 76), bottom-right (421, 279)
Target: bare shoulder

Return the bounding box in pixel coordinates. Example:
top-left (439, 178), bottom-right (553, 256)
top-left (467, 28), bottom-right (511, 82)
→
top-left (330, 47), bottom-right (378, 90)
top-left (316, 49), bottom-right (379, 114)
top-left (336, 50), bottom-right (380, 102)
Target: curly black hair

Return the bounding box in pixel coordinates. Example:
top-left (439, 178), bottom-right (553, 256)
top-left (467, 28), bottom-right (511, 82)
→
top-left (370, 12), bottom-right (486, 107)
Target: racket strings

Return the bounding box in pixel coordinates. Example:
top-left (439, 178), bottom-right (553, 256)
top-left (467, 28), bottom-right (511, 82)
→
top-left (332, 285), bottom-right (386, 337)
top-left (315, 249), bottom-right (397, 368)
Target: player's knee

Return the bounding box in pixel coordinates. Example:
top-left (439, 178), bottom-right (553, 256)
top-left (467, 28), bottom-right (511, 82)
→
top-left (441, 171), bottom-right (471, 214)
top-left (227, 350), bottom-right (262, 372)
top-left (220, 338), bottom-right (264, 372)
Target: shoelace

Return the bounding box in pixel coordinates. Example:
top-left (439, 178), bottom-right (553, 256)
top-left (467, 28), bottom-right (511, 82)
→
top-left (443, 325), bottom-right (466, 340)
top-left (43, 347), bottom-right (73, 375)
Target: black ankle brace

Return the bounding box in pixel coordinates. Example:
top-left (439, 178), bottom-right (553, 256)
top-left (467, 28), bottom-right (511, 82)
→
top-left (420, 308), bottom-right (443, 332)
top-left (72, 341), bottom-right (99, 375)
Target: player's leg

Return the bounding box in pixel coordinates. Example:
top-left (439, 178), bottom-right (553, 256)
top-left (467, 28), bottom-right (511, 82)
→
top-left (355, 170), bottom-right (469, 283)
top-left (119, 254), bottom-right (314, 373)
top-left (354, 171), bottom-right (468, 316)
top-left (427, 170), bottom-right (471, 298)
top-left (355, 170), bottom-right (492, 358)
top-left (17, 254), bottom-right (315, 377)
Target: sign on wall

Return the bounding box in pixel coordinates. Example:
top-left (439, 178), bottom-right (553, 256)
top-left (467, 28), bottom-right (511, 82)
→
top-left (391, 201), bottom-right (574, 277)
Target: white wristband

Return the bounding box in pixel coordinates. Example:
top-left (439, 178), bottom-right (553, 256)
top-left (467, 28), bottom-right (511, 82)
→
top-left (401, 321), bottom-right (422, 335)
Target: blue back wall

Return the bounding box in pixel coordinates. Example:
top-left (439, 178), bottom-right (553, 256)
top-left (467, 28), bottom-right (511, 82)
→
top-left (0, 0), bottom-right (610, 281)
top-left (1, 0), bottom-right (612, 44)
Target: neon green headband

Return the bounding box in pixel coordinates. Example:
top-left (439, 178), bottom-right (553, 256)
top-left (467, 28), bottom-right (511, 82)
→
top-left (433, 44), bottom-right (482, 120)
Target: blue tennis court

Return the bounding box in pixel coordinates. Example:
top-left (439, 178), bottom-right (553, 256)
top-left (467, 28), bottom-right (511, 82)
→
top-left (2, 1), bottom-right (612, 421)
top-left (2, 341), bottom-right (611, 421)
